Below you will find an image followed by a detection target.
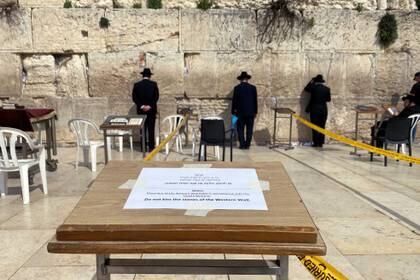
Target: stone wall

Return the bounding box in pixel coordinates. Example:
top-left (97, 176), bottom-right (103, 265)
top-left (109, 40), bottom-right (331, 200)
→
top-left (0, 4), bottom-right (420, 143)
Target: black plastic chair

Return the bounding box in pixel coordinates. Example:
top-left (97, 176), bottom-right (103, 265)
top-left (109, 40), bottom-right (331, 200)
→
top-left (198, 119), bottom-right (234, 162)
top-left (383, 118), bottom-right (412, 167)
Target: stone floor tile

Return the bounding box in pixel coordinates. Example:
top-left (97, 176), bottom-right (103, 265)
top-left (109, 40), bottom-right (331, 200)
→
top-left (9, 266), bottom-right (135, 280)
top-left (0, 196), bottom-right (81, 230)
top-left (316, 217), bottom-right (420, 255)
top-left (347, 254), bottom-right (420, 280)
top-left (0, 230), bottom-right (54, 279)
top-left (24, 244), bottom-right (96, 267)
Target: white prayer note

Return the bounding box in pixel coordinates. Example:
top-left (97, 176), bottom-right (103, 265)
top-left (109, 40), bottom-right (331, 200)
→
top-left (124, 168), bottom-right (268, 210)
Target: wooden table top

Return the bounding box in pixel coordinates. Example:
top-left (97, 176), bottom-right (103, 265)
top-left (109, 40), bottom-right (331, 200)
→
top-left (51, 161), bottom-right (325, 255)
top-left (100, 115), bottom-right (146, 130)
top-left (272, 108), bottom-right (295, 114)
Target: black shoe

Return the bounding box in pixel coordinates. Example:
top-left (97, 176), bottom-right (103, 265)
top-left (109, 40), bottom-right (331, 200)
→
top-left (245, 146), bottom-right (250, 150)
top-left (239, 146), bottom-right (246, 150)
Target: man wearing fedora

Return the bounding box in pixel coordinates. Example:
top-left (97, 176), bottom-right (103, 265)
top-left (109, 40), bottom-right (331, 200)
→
top-left (132, 68), bottom-right (159, 152)
top-left (304, 74), bottom-right (331, 148)
top-left (231, 71), bottom-right (258, 149)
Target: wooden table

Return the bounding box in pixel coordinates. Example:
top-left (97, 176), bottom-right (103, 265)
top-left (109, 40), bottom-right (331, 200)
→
top-left (100, 115), bottom-right (147, 163)
top-left (350, 106), bottom-right (379, 156)
top-left (48, 161), bottom-right (326, 280)
top-left (270, 108), bottom-right (295, 150)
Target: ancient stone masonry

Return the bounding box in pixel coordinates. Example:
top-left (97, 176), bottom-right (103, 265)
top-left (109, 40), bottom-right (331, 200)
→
top-left (0, 1), bottom-right (419, 143)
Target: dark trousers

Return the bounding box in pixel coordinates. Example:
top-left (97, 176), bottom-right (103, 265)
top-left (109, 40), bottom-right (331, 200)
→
top-left (237, 116), bottom-right (254, 148)
top-left (144, 114), bottom-right (156, 150)
top-left (310, 112), bottom-right (328, 147)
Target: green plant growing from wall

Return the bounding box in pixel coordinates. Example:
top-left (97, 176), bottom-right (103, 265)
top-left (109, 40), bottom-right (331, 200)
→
top-left (416, 0), bottom-right (420, 10)
top-left (133, 2), bottom-right (142, 8)
top-left (63, 0), bottom-right (72, 8)
top-left (147, 0), bottom-right (162, 9)
top-left (377, 13), bottom-right (398, 48)
top-left (355, 3), bottom-right (363, 12)
top-left (99, 16), bottom-right (110, 29)
top-left (113, 1), bottom-right (123, 8)
top-left (197, 0), bottom-right (214, 10)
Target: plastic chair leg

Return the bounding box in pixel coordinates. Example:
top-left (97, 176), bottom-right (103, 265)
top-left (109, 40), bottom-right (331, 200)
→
top-left (90, 147), bottom-right (97, 172)
top-left (129, 136), bottom-right (133, 152)
top-left (0, 171), bottom-right (7, 197)
top-left (118, 137), bottom-right (123, 153)
top-left (19, 165), bottom-right (30, 204)
top-left (215, 146), bottom-right (220, 160)
top-left (39, 148), bottom-right (48, 195)
top-left (75, 146), bottom-right (80, 170)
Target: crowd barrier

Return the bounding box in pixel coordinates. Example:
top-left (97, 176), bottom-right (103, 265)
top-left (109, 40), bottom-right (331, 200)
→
top-left (293, 114), bottom-right (420, 165)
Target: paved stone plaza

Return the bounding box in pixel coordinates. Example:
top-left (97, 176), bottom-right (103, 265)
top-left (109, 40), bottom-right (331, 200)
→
top-left (0, 143), bottom-right (419, 280)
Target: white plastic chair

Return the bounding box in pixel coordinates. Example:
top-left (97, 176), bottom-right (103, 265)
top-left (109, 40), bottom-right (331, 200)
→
top-left (0, 127), bottom-right (48, 204)
top-left (108, 130), bottom-right (133, 153)
top-left (192, 116), bottom-right (223, 160)
top-left (161, 115), bottom-right (185, 155)
top-left (68, 119), bottom-right (105, 172)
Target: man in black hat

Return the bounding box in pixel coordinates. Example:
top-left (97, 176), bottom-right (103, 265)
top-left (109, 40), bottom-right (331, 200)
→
top-left (371, 94), bottom-right (420, 147)
top-left (304, 74), bottom-right (331, 148)
top-left (231, 71), bottom-right (258, 149)
top-left (409, 72), bottom-right (420, 104)
top-left (132, 68), bottom-right (159, 152)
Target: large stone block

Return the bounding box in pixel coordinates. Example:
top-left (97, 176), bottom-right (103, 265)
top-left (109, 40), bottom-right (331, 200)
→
top-left (22, 55), bottom-right (56, 97)
top-left (271, 52), bottom-right (305, 98)
top-left (56, 54), bottom-right (89, 97)
top-left (183, 52), bottom-right (218, 98)
top-left (374, 51), bottom-right (411, 99)
top-left (32, 8), bottom-right (106, 52)
top-left (302, 10), bottom-right (382, 51)
top-left (73, 97), bottom-right (109, 127)
top-left (345, 53), bottom-right (375, 99)
top-left (19, 0), bottom-right (63, 7)
top-left (73, 0), bottom-right (113, 8)
top-left (215, 52), bottom-right (271, 97)
top-left (256, 10), bottom-right (301, 51)
top-left (88, 50), bottom-right (144, 97)
top-left (184, 51), bottom-right (270, 98)
top-left (0, 53), bottom-right (21, 97)
top-left (0, 0), bottom-right (17, 7)
top-left (181, 10), bottom-right (257, 51)
top-left (105, 9), bottom-right (179, 51)
top-left (389, 12), bottom-right (420, 52)
top-left (0, 8), bottom-right (32, 51)
top-left (304, 52), bottom-right (346, 98)
top-left (145, 52), bottom-right (184, 96)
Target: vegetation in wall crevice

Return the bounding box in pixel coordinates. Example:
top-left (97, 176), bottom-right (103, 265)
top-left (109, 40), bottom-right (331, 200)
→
top-left (377, 13), bottom-right (398, 48)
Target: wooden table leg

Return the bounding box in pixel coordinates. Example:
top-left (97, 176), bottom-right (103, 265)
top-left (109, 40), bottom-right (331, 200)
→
top-left (96, 254), bottom-right (110, 280)
top-left (103, 130), bottom-right (109, 164)
top-left (276, 256), bottom-right (289, 280)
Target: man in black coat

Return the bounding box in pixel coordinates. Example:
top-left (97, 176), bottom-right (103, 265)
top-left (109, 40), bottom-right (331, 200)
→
top-left (409, 71), bottom-right (420, 104)
top-left (232, 71), bottom-right (258, 149)
top-left (132, 68), bottom-right (159, 151)
top-left (305, 74), bottom-right (331, 148)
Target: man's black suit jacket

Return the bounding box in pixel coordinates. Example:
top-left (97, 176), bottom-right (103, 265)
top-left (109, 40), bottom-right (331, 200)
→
top-left (132, 79), bottom-right (159, 115)
top-left (305, 83), bottom-right (331, 114)
top-left (231, 82), bottom-right (258, 117)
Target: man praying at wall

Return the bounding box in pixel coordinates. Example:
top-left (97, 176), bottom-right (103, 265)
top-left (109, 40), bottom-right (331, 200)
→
top-left (231, 71), bottom-right (258, 150)
top-left (132, 68), bottom-right (159, 152)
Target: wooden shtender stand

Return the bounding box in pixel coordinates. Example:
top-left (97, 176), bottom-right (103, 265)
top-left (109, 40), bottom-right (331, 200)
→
top-left (48, 161), bottom-right (326, 280)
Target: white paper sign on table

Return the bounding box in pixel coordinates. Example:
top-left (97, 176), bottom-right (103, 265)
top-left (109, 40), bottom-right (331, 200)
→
top-left (124, 168), bottom-right (267, 210)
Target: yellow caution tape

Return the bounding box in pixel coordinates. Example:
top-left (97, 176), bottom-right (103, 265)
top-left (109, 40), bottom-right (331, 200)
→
top-left (293, 114), bottom-right (420, 165)
top-left (298, 256), bottom-right (349, 280)
top-left (144, 114), bottom-right (190, 161)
